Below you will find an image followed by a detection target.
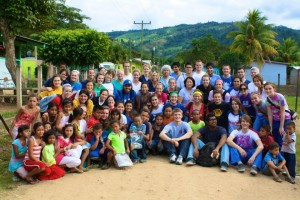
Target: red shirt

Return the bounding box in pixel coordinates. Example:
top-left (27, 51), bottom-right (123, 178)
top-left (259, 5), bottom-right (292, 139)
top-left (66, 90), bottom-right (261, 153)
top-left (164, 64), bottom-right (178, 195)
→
top-left (261, 135), bottom-right (274, 154)
top-left (86, 116), bottom-right (100, 142)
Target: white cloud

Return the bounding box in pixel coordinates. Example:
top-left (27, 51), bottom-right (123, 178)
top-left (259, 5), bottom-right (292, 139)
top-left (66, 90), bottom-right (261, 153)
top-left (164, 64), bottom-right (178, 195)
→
top-left (65, 0), bottom-right (300, 32)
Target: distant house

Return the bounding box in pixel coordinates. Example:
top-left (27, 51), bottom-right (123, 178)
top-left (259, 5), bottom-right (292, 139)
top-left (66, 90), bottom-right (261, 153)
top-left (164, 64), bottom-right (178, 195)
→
top-left (245, 61), bottom-right (288, 85)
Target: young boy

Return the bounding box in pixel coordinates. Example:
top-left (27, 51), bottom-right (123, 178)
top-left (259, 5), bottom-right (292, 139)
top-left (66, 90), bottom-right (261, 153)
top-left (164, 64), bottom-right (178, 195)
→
top-left (262, 142), bottom-right (295, 184)
top-left (281, 121), bottom-right (297, 181)
top-left (129, 115), bottom-right (148, 163)
top-left (259, 125), bottom-right (274, 157)
top-left (86, 106), bottom-right (102, 142)
top-left (188, 110), bottom-right (205, 134)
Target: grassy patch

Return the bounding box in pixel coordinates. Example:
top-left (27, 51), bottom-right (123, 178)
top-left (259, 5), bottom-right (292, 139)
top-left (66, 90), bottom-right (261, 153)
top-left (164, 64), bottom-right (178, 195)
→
top-left (1, 111), bottom-right (17, 119)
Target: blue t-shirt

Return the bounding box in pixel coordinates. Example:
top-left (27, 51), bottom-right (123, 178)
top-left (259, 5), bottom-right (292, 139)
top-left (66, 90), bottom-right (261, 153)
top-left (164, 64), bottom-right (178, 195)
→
top-left (162, 121), bottom-right (191, 138)
top-left (209, 74), bottom-right (221, 86)
top-left (262, 151), bottom-right (285, 169)
top-left (71, 81), bottom-right (82, 91)
top-left (90, 130), bottom-right (109, 150)
top-left (221, 76), bottom-right (233, 91)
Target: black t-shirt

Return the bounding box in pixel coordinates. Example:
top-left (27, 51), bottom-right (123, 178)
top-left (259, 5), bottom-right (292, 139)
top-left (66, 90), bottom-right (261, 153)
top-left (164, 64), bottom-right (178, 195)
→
top-left (207, 102), bottom-right (230, 131)
top-left (196, 84), bottom-right (215, 105)
top-left (199, 126), bottom-right (227, 144)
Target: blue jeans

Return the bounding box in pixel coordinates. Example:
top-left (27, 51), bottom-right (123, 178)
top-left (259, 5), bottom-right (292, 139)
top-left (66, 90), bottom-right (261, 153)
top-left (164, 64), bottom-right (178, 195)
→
top-left (253, 115), bottom-right (269, 132)
top-left (149, 139), bottom-right (163, 153)
top-left (230, 147), bottom-right (262, 170)
top-left (162, 138), bottom-right (190, 158)
top-left (187, 139), bottom-right (230, 165)
top-left (130, 138), bottom-right (147, 161)
top-left (272, 119), bottom-right (291, 148)
top-left (282, 152), bottom-right (296, 178)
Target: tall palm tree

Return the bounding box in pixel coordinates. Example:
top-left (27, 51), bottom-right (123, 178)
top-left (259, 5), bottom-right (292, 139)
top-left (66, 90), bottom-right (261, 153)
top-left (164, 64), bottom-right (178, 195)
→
top-left (227, 9), bottom-right (279, 68)
top-left (276, 38), bottom-right (300, 63)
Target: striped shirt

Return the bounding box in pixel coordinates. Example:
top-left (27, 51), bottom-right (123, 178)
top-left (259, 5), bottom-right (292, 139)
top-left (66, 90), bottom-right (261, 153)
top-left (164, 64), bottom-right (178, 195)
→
top-left (25, 136), bottom-right (42, 160)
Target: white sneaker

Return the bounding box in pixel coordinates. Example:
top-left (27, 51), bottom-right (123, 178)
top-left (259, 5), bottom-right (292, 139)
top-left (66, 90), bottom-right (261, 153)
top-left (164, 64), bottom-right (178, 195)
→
top-left (176, 156), bottom-right (183, 165)
top-left (170, 154), bottom-right (177, 163)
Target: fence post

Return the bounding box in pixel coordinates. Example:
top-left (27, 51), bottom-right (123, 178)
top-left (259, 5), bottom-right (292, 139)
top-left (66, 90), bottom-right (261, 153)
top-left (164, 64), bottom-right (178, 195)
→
top-left (16, 65), bottom-right (22, 108)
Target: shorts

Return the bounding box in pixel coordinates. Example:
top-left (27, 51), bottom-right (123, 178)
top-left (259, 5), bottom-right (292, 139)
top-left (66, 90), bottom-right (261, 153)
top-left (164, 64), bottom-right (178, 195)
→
top-left (24, 159), bottom-right (47, 171)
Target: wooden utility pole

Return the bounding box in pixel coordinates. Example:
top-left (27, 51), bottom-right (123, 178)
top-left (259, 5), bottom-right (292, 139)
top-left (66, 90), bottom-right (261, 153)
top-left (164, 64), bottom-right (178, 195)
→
top-left (134, 20), bottom-right (151, 62)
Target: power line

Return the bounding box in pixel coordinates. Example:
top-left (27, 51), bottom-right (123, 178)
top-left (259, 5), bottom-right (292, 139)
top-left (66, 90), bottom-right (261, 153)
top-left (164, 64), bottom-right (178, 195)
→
top-left (134, 20), bottom-right (151, 61)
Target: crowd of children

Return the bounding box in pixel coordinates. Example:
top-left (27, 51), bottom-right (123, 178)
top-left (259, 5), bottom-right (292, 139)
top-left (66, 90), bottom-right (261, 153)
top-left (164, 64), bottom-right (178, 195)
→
top-left (8, 61), bottom-right (297, 185)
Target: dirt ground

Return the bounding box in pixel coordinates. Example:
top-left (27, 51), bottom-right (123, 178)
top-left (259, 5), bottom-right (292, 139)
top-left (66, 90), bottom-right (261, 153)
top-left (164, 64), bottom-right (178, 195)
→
top-left (1, 107), bottom-right (299, 200)
top-left (2, 156), bottom-right (299, 200)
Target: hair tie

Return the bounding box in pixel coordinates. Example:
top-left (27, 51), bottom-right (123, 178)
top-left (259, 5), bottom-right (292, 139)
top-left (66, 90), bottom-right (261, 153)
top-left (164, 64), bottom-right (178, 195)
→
top-left (169, 91), bottom-right (178, 96)
top-left (193, 91), bottom-right (202, 96)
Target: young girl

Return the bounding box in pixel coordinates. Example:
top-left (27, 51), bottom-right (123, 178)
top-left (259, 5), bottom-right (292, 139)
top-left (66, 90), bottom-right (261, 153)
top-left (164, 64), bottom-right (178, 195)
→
top-left (105, 120), bottom-right (130, 169)
top-left (251, 91), bottom-right (269, 132)
top-left (70, 107), bottom-right (90, 170)
top-left (185, 90), bottom-right (205, 122)
top-left (116, 101), bottom-right (128, 129)
top-left (11, 94), bottom-right (40, 140)
top-left (23, 122), bottom-right (51, 181)
top-left (8, 125), bottom-right (30, 182)
top-left (150, 94), bottom-right (164, 122)
top-left (149, 114), bottom-right (164, 155)
top-left (44, 122), bottom-right (52, 132)
top-left (162, 105), bottom-right (173, 125)
top-left (228, 98), bottom-right (245, 134)
top-left (94, 89), bottom-right (109, 107)
top-left (55, 98), bottom-right (73, 132)
top-left (136, 82), bottom-right (151, 112)
top-left (110, 109), bottom-right (124, 130)
top-left (56, 124), bottom-right (84, 173)
top-left (188, 110), bottom-right (205, 134)
top-left (41, 130), bottom-right (65, 180)
top-left (132, 69), bottom-right (142, 94)
top-left (42, 102), bottom-right (58, 129)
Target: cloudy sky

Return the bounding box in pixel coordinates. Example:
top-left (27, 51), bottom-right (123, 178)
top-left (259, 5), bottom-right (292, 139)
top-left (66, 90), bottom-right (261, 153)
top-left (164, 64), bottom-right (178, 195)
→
top-left (66, 0), bottom-right (300, 32)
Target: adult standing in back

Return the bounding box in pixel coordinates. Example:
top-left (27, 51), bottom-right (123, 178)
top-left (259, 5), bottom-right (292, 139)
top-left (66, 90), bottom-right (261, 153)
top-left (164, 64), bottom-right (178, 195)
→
top-left (205, 62), bottom-right (220, 86)
top-left (264, 82), bottom-right (291, 148)
top-left (123, 61), bottom-right (133, 81)
top-left (112, 70), bottom-right (125, 91)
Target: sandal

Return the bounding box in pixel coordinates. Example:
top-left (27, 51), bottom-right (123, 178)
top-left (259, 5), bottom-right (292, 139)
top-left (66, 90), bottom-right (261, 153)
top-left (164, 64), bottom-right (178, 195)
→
top-left (273, 176), bottom-right (282, 183)
top-left (25, 177), bottom-right (38, 184)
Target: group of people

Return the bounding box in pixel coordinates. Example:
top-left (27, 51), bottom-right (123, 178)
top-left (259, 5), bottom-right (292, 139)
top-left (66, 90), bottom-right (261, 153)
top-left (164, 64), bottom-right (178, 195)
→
top-left (8, 60), bottom-right (297, 184)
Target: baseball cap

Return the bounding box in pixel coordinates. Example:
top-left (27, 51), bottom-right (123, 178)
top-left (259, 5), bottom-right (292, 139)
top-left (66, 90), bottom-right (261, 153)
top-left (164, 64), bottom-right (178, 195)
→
top-left (124, 79), bottom-right (132, 86)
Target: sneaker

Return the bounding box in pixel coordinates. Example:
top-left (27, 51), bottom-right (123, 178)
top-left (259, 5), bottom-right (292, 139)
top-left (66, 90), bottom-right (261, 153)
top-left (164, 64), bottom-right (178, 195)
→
top-left (176, 156), bottom-right (183, 165)
top-left (250, 166), bottom-right (258, 176)
top-left (186, 158), bottom-right (196, 166)
top-left (237, 163), bottom-right (245, 173)
top-left (220, 162), bottom-right (229, 172)
top-left (273, 176), bottom-right (283, 183)
top-left (140, 159), bottom-right (146, 163)
top-left (285, 177), bottom-right (296, 184)
top-left (170, 154), bottom-right (177, 163)
top-left (101, 163), bottom-right (111, 170)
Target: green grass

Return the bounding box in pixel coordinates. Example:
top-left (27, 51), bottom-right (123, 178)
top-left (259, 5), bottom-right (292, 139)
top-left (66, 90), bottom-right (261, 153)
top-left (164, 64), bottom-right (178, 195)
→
top-left (1, 111), bottom-right (17, 119)
top-left (286, 96), bottom-right (299, 115)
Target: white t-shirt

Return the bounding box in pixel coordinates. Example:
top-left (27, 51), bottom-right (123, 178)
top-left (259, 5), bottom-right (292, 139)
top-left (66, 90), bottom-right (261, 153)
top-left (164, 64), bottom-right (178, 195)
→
top-left (132, 81), bottom-right (141, 94)
top-left (123, 73), bottom-right (133, 82)
top-left (178, 87), bottom-right (195, 106)
top-left (208, 90), bottom-right (231, 103)
top-left (248, 82), bottom-right (258, 94)
top-left (176, 73), bottom-right (201, 90)
top-left (281, 133), bottom-right (296, 154)
top-left (102, 83), bottom-right (114, 95)
top-left (230, 129), bottom-right (260, 150)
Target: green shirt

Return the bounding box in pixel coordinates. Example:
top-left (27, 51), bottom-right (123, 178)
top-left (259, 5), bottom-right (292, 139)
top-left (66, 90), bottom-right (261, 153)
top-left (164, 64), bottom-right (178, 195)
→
top-left (42, 144), bottom-right (56, 166)
top-left (108, 131), bottom-right (126, 153)
top-left (188, 120), bottom-right (205, 134)
top-left (93, 84), bottom-right (106, 96)
top-left (112, 79), bottom-right (123, 91)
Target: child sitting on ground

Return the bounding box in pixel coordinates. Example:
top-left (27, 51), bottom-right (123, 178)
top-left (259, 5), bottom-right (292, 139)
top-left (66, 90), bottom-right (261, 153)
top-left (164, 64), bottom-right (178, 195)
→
top-left (86, 106), bottom-right (102, 142)
top-left (262, 142), bottom-right (295, 184)
top-left (259, 124), bottom-right (274, 157)
top-left (281, 121), bottom-right (297, 182)
top-left (188, 110), bottom-right (205, 134)
top-left (8, 125), bottom-right (30, 183)
top-left (105, 120), bottom-right (130, 169)
top-left (129, 114), bottom-right (148, 163)
top-left (149, 114), bottom-right (164, 155)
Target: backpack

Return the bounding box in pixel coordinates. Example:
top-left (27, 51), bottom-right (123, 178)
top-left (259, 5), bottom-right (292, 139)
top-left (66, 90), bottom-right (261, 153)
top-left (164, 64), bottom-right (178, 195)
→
top-left (196, 142), bottom-right (220, 167)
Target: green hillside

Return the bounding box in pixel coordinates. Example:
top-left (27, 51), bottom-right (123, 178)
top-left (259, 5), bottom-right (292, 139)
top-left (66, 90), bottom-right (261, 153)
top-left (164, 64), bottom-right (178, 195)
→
top-left (108, 22), bottom-right (300, 59)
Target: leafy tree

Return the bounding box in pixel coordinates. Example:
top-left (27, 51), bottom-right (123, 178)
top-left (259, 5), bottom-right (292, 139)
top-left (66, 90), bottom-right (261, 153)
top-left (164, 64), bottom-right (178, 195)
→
top-left (50, 3), bottom-right (90, 30)
top-left (39, 29), bottom-right (111, 66)
top-left (227, 9), bottom-right (279, 68)
top-left (276, 38), bottom-right (300, 64)
top-left (218, 51), bottom-right (246, 73)
top-left (109, 41), bottom-right (129, 64)
top-left (0, 0), bottom-right (57, 83)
